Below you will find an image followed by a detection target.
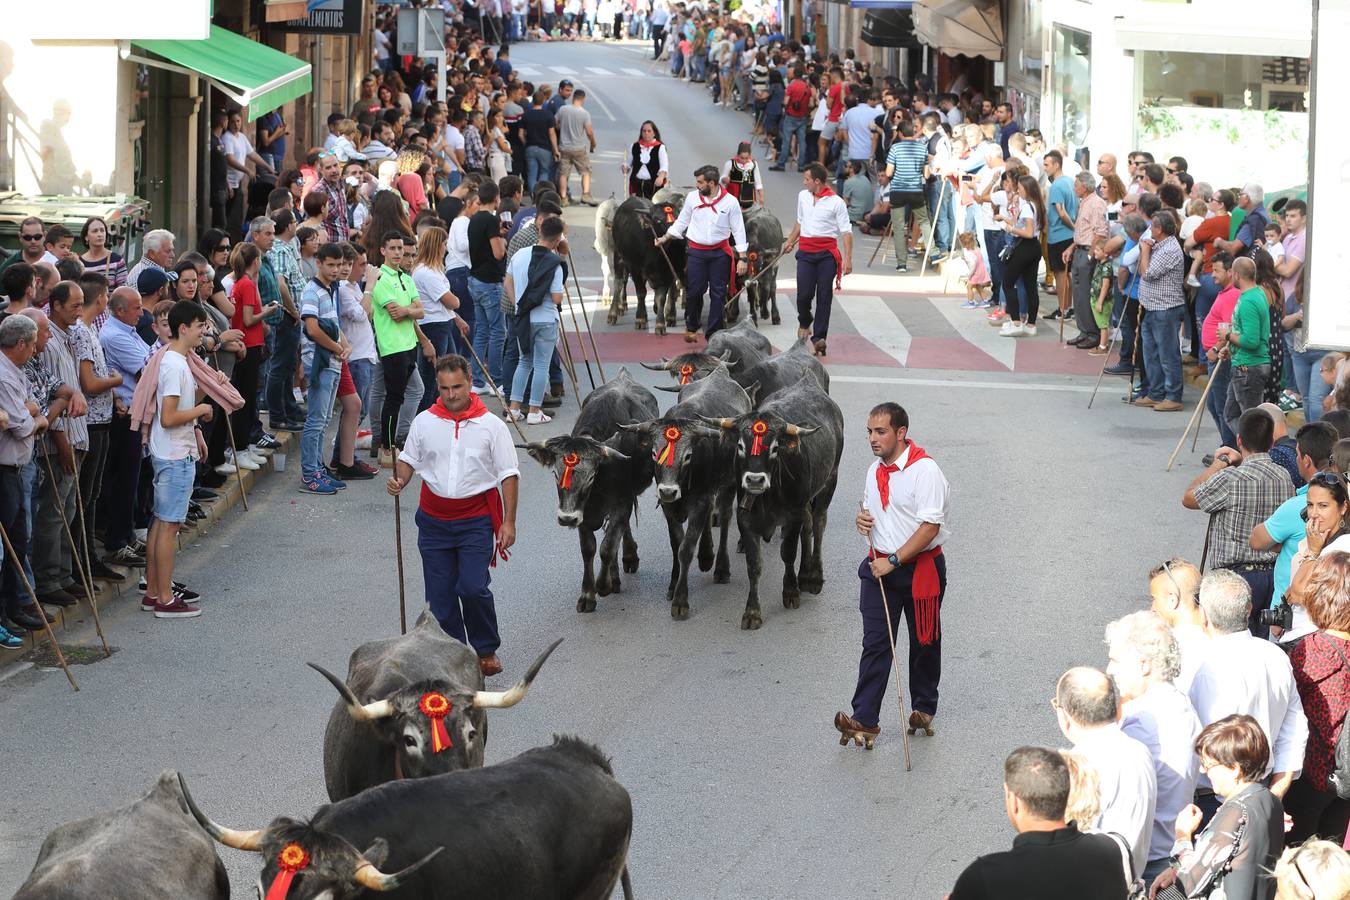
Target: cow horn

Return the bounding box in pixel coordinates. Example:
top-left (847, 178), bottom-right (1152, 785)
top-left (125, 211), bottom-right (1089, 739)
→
top-left (639, 358), bottom-right (671, 371)
top-left (653, 384), bottom-right (683, 393)
top-left (473, 638), bottom-right (563, 708)
top-left (715, 351), bottom-right (733, 362)
top-left (600, 445), bottom-right (631, 461)
top-left (307, 662), bottom-right (397, 722)
top-left (177, 773), bottom-right (263, 852)
top-left (784, 424), bottom-right (818, 437)
top-left (353, 847), bottom-right (445, 891)
top-left (698, 415), bottom-right (736, 430)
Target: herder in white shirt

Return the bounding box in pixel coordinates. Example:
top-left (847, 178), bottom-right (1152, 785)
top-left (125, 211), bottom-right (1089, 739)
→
top-left (781, 162), bottom-right (852, 358)
top-left (1146, 557), bottom-right (1209, 694)
top-left (1105, 611), bottom-right (1202, 885)
top-left (1054, 666), bottom-right (1158, 880)
top-left (656, 164), bottom-right (748, 344)
top-left (1188, 569), bottom-right (1308, 809)
top-left (387, 355), bottom-right (520, 679)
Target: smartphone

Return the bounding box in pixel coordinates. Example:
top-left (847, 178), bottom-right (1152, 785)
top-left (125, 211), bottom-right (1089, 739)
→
top-left (1108, 210), bottom-right (1119, 221)
top-left (961, 174), bottom-right (974, 182)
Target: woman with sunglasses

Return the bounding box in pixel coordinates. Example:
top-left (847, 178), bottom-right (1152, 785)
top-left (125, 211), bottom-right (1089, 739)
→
top-left (1289, 472), bottom-right (1350, 606)
top-left (79, 216), bottom-right (126, 289)
top-left (1150, 715), bottom-right (1285, 900)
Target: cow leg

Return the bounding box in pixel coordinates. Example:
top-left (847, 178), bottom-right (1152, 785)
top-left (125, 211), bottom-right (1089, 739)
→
top-left (671, 497), bottom-right (711, 619)
top-left (622, 517), bottom-right (640, 573)
top-left (780, 514), bottom-right (804, 610)
top-left (607, 259), bottom-right (626, 325)
top-left (633, 274), bottom-right (649, 331)
top-left (653, 283), bottom-right (668, 336)
top-left (768, 275), bottom-right (781, 325)
top-left (596, 514), bottom-right (626, 596)
top-left (737, 509), bottom-right (764, 630)
top-left (713, 489), bottom-right (734, 584)
top-left (577, 527), bottom-right (599, 612)
top-left (663, 507), bottom-right (684, 604)
top-left (696, 504), bottom-right (715, 572)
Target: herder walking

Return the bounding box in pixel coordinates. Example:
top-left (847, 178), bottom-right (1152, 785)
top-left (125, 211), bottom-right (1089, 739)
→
top-left (387, 354), bottom-right (520, 677)
top-left (835, 401), bottom-right (950, 748)
top-left (656, 165), bottom-right (748, 343)
top-left (781, 163), bottom-right (852, 357)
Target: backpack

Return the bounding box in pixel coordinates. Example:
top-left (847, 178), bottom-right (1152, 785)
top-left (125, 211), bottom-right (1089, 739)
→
top-left (1317, 633), bottom-right (1350, 799)
top-left (784, 82), bottom-right (809, 117)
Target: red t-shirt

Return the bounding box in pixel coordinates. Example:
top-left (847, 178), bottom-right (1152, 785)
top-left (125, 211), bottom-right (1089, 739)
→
top-left (1192, 213), bottom-right (1231, 273)
top-left (230, 275), bottom-right (265, 348)
top-left (784, 80), bottom-right (812, 118)
top-left (826, 83), bottom-right (844, 122)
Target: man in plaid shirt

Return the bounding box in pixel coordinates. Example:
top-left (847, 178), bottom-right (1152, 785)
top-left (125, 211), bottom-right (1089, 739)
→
top-left (1183, 407), bottom-right (1294, 639)
top-left (311, 152), bottom-right (349, 242)
top-left (265, 209), bottom-right (307, 430)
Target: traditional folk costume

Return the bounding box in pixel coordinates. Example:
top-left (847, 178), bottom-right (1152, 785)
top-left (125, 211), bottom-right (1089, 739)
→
top-left (399, 394), bottom-right (519, 659)
top-left (720, 156), bottom-right (762, 211)
top-left (627, 139), bottom-right (669, 200)
top-left (665, 186), bottom-right (748, 340)
top-left (846, 440), bottom-right (950, 737)
top-left (794, 185), bottom-right (850, 354)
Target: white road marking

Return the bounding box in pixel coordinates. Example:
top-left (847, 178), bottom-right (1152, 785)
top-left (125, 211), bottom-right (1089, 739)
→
top-left (837, 295), bottom-right (910, 366)
top-left (928, 292), bottom-right (1016, 370)
top-left (514, 66), bottom-right (542, 76)
top-left (622, 67), bottom-right (648, 76)
top-left (586, 66), bottom-right (613, 74)
top-left (575, 81), bottom-right (617, 121)
top-left (550, 65), bottom-right (578, 74)
top-left (832, 374), bottom-right (1098, 393)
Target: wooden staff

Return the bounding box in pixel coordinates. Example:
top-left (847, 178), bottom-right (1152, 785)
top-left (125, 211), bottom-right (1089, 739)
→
top-left (918, 178), bottom-right (949, 279)
top-left (553, 303), bottom-right (586, 410)
top-left (394, 490), bottom-right (407, 634)
top-left (41, 451), bottom-right (109, 657)
top-left (0, 517), bottom-right (77, 690)
top-left (866, 529), bottom-right (912, 773)
top-left (564, 248), bottom-right (607, 384)
top-left (560, 281), bottom-right (597, 391)
top-left (462, 339), bottom-right (530, 444)
top-left (723, 236), bottom-right (797, 319)
top-left (868, 219), bottom-right (892, 267)
top-left (1167, 370), bottom-right (1220, 471)
top-left (69, 454), bottom-right (113, 643)
top-left (212, 352), bottom-right (248, 511)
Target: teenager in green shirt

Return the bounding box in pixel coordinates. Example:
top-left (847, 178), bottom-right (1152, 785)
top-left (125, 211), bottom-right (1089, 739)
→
top-left (1222, 257), bottom-right (1271, 433)
top-left (365, 231), bottom-right (424, 458)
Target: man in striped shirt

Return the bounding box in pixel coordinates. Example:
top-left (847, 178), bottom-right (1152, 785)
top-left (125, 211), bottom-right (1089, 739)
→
top-left (882, 119), bottom-right (929, 273)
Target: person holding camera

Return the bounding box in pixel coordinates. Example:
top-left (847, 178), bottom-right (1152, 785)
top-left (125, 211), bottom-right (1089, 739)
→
top-left (1286, 551), bottom-right (1350, 846)
top-left (1184, 408), bottom-right (1295, 638)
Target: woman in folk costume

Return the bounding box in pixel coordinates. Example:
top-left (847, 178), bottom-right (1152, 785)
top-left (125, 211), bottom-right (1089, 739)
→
top-left (621, 120), bottom-right (669, 200)
top-left (719, 141), bottom-right (763, 211)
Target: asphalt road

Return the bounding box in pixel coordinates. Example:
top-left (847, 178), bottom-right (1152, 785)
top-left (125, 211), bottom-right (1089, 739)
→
top-left (0, 40), bottom-right (1211, 899)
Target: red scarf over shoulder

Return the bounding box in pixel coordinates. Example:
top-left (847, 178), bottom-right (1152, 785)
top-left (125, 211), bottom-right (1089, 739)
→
top-left (418, 394), bottom-right (510, 565)
top-left (872, 441), bottom-right (941, 645)
top-left (798, 186), bottom-right (844, 289)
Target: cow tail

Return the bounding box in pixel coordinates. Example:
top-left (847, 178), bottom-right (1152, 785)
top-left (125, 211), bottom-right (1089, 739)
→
top-left (621, 865), bottom-right (635, 900)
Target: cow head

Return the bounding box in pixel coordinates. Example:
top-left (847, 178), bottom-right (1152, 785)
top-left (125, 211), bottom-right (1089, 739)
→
top-left (519, 436), bottom-right (629, 527)
top-left (307, 639), bottom-right (560, 780)
top-left (703, 413), bottom-right (817, 495)
top-left (619, 418), bottom-right (723, 504)
top-left (640, 352), bottom-right (730, 386)
top-left (651, 200), bottom-right (679, 237)
top-left (179, 774), bottom-right (442, 898)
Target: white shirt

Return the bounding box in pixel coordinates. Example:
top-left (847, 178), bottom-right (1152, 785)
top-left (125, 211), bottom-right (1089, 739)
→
top-left (1073, 723), bottom-right (1158, 878)
top-left (446, 217), bottom-right (473, 270)
top-left (720, 158), bottom-right (763, 192)
top-left (220, 130), bottom-right (255, 190)
top-left (1171, 622), bottom-right (1209, 695)
top-left (1121, 682), bottom-right (1201, 865)
top-left (412, 265), bottom-right (458, 325)
top-left (149, 350), bottom-right (198, 461)
top-left (795, 188), bottom-right (850, 239)
top-left (977, 166), bottom-right (1005, 231)
top-left (665, 189), bottom-right (748, 253)
top-left (842, 103), bottom-right (877, 161)
top-left (399, 408), bottom-right (520, 500)
top-left (1188, 629), bottom-right (1309, 780)
top-left (861, 444), bottom-right (950, 555)
top-left (443, 125), bottom-right (465, 174)
top-left (338, 281), bottom-right (377, 362)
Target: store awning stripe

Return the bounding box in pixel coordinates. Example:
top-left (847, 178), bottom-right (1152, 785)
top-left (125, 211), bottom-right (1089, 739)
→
top-left (131, 25), bottom-right (311, 121)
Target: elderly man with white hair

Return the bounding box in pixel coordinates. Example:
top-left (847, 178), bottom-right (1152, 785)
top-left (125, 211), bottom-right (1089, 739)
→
top-left (1189, 569), bottom-right (1308, 812)
top-left (1216, 182), bottom-right (1271, 258)
top-left (1105, 611), bottom-right (1202, 884)
top-left (126, 229), bottom-right (176, 289)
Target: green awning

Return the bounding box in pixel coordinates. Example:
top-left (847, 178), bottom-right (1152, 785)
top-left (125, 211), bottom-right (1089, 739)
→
top-left (129, 25), bottom-right (311, 121)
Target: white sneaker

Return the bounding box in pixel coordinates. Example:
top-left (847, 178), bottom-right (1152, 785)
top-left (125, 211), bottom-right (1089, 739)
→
top-left (214, 461), bottom-right (237, 476)
top-left (526, 411), bottom-right (553, 425)
top-left (355, 432), bottom-right (372, 450)
top-left (1022, 323), bottom-right (1037, 337)
top-left (248, 443), bottom-right (274, 458)
top-left (1109, 327), bottom-right (1122, 341)
top-left (505, 409), bottom-right (524, 421)
top-left (228, 449), bottom-right (260, 471)
top-left (1186, 275), bottom-right (1202, 289)
top-left (998, 321), bottom-right (1023, 337)
top-left (134, 527), bottom-right (148, 543)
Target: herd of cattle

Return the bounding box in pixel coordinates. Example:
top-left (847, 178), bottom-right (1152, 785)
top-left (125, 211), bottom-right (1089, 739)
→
top-left (11, 193), bottom-right (848, 900)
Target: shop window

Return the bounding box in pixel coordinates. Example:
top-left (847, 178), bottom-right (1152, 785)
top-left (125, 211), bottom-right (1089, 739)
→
top-left (1051, 25), bottom-right (1090, 148)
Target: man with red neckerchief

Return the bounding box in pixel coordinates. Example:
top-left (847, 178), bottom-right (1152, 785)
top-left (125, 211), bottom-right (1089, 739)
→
top-left (387, 354), bottom-right (520, 677)
top-left (835, 401), bottom-right (950, 748)
top-left (782, 162), bottom-right (853, 357)
top-left (656, 164), bottom-right (748, 343)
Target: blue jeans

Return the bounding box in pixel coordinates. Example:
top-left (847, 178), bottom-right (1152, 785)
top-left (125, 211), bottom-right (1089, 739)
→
top-left (925, 180), bottom-right (952, 253)
top-left (301, 364), bottom-right (340, 477)
top-left (447, 267), bottom-right (473, 357)
top-left (468, 277), bottom-right (506, 388)
top-left (776, 115), bottom-right (808, 169)
top-left (525, 145), bottom-right (553, 192)
top-left (1290, 346), bottom-right (1331, 422)
top-left (266, 317), bottom-right (304, 423)
top-left (1194, 273), bottom-right (1220, 339)
top-left (1207, 358), bottom-right (1236, 448)
top-left (510, 318), bottom-right (560, 407)
top-left (151, 456), bottom-right (195, 524)
top-left (349, 358), bottom-right (374, 427)
top-left (505, 315), bottom-right (563, 398)
top-left (1142, 305), bottom-right (1185, 402)
top-left (417, 320), bottom-right (456, 411)
top-left (670, 46), bottom-right (683, 76)
top-left (511, 12), bottom-right (525, 38)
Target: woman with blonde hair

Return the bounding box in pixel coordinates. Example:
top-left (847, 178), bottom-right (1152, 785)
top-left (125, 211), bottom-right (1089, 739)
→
top-left (1273, 840), bottom-right (1350, 899)
top-left (395, 151), bottom-right (431, 217)
top-left (410, 225), bottom-right (462, 410)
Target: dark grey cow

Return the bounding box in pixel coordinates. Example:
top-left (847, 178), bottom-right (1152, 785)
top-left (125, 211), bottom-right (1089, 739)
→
top-left (640, 318), bottom-right (772, 383)
top-left (610, 196), bottom-right (686, 334)
top-left (14, 770), bottom-right (229, 900)
top-left (705, 374), bottom-right (844, 629)
top-left (521, 368), bottom-right (657, 612)
top-left (311, 611), bottom-right (561, 802)
top-left (623, 365), bottom-right (752, 619)
top-left (740, 206), bottom-right (784, 325)
top-left (183, 736), bottom-right (633, 900)
top-left (735, 336), bottom-right (829, 397)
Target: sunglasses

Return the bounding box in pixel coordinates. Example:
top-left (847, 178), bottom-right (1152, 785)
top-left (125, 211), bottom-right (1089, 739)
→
top-left (1166, 167), bottom-right (1178, 174)
top-left (1310, 471), bottom-right (1346, 489)
top-left (20, 234), bottom-right (42, 241)
top-left (214, 244), bottom-right (230, 252)
top-left (1161, 560), bottom-right (1185, 599)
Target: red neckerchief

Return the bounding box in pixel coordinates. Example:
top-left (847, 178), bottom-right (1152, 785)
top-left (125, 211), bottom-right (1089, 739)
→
top-left (428, 392), bottom-right (488, 437)
top-left (696, 188), bottom-right (729, 210)
top-left (812, 185), bottom-right (837, 202)
top-left (871, 441), bottom-right (941, 645)
top-left (639, 139), bottom-right (660, 148)
top-left (875, 441), bottom-right (931, 510)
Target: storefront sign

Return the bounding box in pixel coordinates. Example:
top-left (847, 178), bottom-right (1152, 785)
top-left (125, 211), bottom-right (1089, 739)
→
top-left (275, 0), bottom-right (364, 34)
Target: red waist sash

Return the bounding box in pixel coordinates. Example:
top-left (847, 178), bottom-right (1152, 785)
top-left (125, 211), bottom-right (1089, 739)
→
top-left (871, 545), bottom-right (942, 645)
top-left (688, 238), bottom-right (737, 295)
top-left (419, 485), bottom-right (509, 565)
top-left (798, 236), bottom-right (843, 289)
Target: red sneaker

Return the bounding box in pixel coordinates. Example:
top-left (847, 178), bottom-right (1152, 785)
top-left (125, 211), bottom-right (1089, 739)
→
top-left (154, 597), bottom-right (202, 619)
top-left (141, 594), bottom-right (157, 612)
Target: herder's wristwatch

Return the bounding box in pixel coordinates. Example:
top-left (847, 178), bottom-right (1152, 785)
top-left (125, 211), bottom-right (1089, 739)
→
top-left (886, 553), bottom-right (900, 567)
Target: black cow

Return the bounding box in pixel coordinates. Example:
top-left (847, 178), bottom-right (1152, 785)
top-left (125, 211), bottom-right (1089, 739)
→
top-left (622, 365), bottom-right (752, 619)
top-left (740, 206), bottom-right (784, 325)
top-left (14, 770), bottom-right (229, 900)
top-left (310, 611), bottom-right (561, 802)
top-left (521, 368), bottom-right (657, 612)
top-left (610, 196), bottom-right (686, 335)
top-left (182, 736), bottom-right (634, 900)
top-left (639, 318), bottom-right (772, 384)
top-left (735, 336), bottom-right (829, 398)
top-left (705, 375), bottom-right (844, 629)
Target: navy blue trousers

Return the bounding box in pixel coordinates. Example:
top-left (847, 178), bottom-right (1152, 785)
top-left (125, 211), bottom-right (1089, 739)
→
top-left (685, 247), bottom-right (730, 336)
top-left (416, 510), bottom-right (500, 655)
top-left (795, 249), bottom-right (837, 341)
top-left (851, 553), bottom-right (946, 728)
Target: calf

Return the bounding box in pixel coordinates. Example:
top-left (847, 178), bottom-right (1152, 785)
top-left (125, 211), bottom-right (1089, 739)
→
top-left (741, 206), bottom-right (785, 325)
top-left (735, 336), bottom-right (829, 398)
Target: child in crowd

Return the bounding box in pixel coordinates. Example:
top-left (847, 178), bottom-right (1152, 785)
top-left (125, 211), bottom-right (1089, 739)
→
top-left (1260, 222), bottom-right (1284, 268)
top-left (957, 231), bottom-right (990, 308)
top-left (1325, 353), bottom-right (1350, 414)
top-left (297, 226), bottom-right (320, 281)
top-left (1088, 236), bottom-right (1116, 356)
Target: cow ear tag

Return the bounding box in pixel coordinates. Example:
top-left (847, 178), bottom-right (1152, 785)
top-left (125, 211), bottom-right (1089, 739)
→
top-left (559, 453), bottom-right (580, 489)
top-left (750, 420), bottom-right (768, 456)
top-left (419, 692), bottom-right (453, 753)
top-left (265, 843), bottom-right (310, 900)
top-left (656, 426), bottom-right (681, 467)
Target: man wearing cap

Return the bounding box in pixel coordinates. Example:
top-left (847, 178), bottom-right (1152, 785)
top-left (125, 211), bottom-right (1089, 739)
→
top-left (656, 164), bottom-right (749, 343)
